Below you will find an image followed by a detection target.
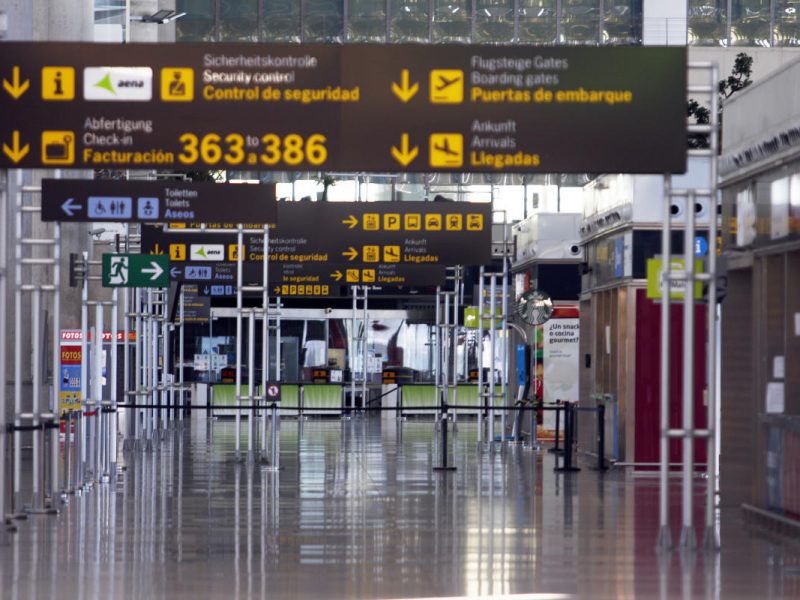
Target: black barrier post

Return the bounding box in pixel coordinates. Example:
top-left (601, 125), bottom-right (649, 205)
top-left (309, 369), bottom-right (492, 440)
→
top-left (433, 406), bottom-right (456, 472)
top-left (594, 403), bottom-right (608, 471)
top-left (548, 400), bottom-right (564, 454)
top-left (554, 402), bottom-right (580, 473)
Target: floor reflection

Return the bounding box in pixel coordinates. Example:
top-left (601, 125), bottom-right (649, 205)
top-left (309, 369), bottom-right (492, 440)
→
top-left (0, 417), bottom-right (798, 599)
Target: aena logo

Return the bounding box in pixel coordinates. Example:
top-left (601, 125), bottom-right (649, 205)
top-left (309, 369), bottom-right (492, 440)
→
top-left (83, 67), bottom-right (153, 101)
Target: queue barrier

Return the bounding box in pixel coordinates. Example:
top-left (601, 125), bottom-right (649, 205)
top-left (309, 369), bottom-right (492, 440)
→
top-left (114, 399), bottom-right (610, 474)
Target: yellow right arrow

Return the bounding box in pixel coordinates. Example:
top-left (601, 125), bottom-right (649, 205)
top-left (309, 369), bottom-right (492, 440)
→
top-left (342, 247), bottom-right (359, 261)
top-left (2, 67), bottom-right (30, 100)
top-left (391, 133), bottom-right (418, 167)
top-left (391, 69), bottom-right (418, 103)
top-left (331, 270), bottom-right (343, 281)
top-left (341, 215), bottom-right (358, 229)
top-left (2, 131), bottom-right (29, 163)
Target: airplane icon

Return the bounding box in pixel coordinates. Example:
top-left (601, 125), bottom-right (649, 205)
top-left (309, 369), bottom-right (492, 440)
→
top-left (429, 133), bottom-right (463, 168)
top-left (429, 69), bottom-right (463, 103)
top-left (433, 138), bottom-right (459, 156)
top-left (436, 75), bottom-right (460, 91)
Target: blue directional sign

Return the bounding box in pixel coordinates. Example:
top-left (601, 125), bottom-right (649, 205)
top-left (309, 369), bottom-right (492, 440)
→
top-left (184, 266), bottom-right (213, 280)
top-left (137, 197), bottom-right (160, 220)
top-left (88, 196), bottom-right (131, 219)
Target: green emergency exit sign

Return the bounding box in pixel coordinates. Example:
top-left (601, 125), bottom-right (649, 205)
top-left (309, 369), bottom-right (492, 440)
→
top-left (102, 254), bottom-right (169, 288)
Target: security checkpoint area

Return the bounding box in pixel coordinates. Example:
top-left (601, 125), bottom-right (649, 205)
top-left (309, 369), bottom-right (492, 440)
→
top-left (1, 13), bottom-right (800, 600)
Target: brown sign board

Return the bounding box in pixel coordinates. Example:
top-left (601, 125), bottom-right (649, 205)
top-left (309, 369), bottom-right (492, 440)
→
top-left (40, 179), bottom-right (277, 224)
top-left (142, 200), bottom-right (492, 268)
top-left (0, 43), bottom-right (686, 173)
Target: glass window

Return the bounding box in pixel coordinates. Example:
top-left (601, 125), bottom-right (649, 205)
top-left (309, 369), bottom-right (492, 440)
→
top-left (304, 0), bottom-right (344, 41)
top-left (731, 0), bottom-right (770, 46)
top-left (518, 0), bottom-right (557, 44)
top-left (774, 1), bottom-right (800, 46)
top-left (688, 0), bottom-right (728, 46)
top-left (474, 0), bottom-right (515, 43)
top-left (219, 0), bottom-right (258, 41)
top-left (263, 0), bottom-right (302, 41)
top-left (176, 0), bottom-right (216, 41)
top-left (390, 0), bottom-right (430, 42)
top-left (561, 0), bottom-right (601, 44)
top-left (94, 0), bottom-right (126, 25)
top-left (603, 0), bottom-right (642, 45)
top-left (348, 0), bottom-right (388, 41)
top-left (432, 0), bottom-right (472, 42)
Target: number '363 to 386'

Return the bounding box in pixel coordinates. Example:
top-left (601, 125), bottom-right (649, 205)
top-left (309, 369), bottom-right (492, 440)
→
top-left (177, 133), bottom-right (327, 167)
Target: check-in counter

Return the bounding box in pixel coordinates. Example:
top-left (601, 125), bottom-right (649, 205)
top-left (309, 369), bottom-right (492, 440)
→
top-left (301, 384), bottom-right (343, 415)
top-left (211, 384), bottom-right (257, 418)
top-left (399, 383), bottom-right (482, 417)
top-left (446, 384), bottom-right (481, 415)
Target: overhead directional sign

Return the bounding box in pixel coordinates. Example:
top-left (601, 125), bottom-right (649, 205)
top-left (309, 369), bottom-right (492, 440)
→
top-left (41, 179), bottom-right (277, 224)
top-left (166, 259), bottom-right (447, 297)
top-left (0, 43), bottom-right (686, 173)
top-left (102, 253), bottom-right (169, 287)
top-left (152, 201), bottom-right (491, 264)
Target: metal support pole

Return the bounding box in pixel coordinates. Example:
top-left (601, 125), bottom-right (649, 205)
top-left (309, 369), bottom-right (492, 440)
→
top-left (260, 228), bottom-right (268, 458)
top-left (434, 286), bottom-right (441, 421)
top-left (488, 277), bottom-right (497, 448)
top-left (160, 291), bottom-right (169, 433)
top-left (235, 227), bottom-right (243, 457)
top-left (134, 287), bottom-right (142, 445)
top-left (442, 290), bottom-right (449, 419)
top-left (31, 288), bottom-right (43, 509)
top-left (178, 286), bottom-right (185, 423)
top-left (350, 288), bottom-right (357, 414)
top-left (0, 174), bottom-right (8, 534)
top-left (149, 290), bottom-right (158, 445)
top-left (657, 175), bottom-right (673, 550)
top-left (477, 268), bottom-right (485, 446)
top-left (51, 221), bottom-right (61, 500)
top-left (679, 192), bottom-right (697, 550)
top-left (704, 64), bottom-right (721, 552)
top-left (361, 287), bottom-right (368, 412)
top-left (501, 221), bottom-right (510, 443)
top-left (123, 226), bottom-right (131, 441)
top-left (109, 288), bottom-right (118, 478)
top-left (78, 251), bottom-right (88, 484)
top-left (94, 304), bottom-right (104, 477)
top-left (247, 309), bottom-right (255, 456)
top-left (262, 305), bottom-right (270, 459)
top-left (11, 172), bottom-right (23, 513)
top-left (451, 269), bottom-right (461, 424)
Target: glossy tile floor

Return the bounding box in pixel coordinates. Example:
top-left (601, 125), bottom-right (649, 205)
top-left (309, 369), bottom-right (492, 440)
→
top-left (2, 417), bottom-right (799, 599)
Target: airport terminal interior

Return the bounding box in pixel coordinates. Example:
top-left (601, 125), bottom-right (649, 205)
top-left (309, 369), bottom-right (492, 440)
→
top-left (1, 0), bottom-right (800, 598)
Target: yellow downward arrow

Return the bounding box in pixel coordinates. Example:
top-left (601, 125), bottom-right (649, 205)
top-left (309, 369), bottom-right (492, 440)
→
top-left (391, 69), bottom-right (418, 103)
top-left (2, 131), bottom-right (29, 163)
top-left (391, 134), bottom-right (418, 167)
top-left (3, 67), bottom-right (30, 100)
